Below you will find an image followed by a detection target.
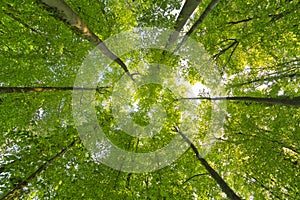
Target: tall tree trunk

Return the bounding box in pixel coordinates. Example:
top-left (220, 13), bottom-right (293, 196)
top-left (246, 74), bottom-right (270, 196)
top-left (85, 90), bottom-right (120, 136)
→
top-left (37, 0), bottom-right (132, 78)
top-left (167, 0), bottom-right (202, 46)
top-left (174, 126), bottom-right (242, 200)
top-left (185, 0), bottom-right (221, 37)
top-left (2, 138), bottom-right (80, 200)
top-left (0, 86), bottom-right (107, 94)
top-left (178, 96), bottom-right (300, 106)
top-left (1, 87), bottom-right (299, 106)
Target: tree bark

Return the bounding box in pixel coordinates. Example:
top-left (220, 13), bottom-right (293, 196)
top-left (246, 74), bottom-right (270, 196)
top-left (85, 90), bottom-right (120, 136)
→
top-left (185, 0), bottom-right (221, 37)
top-left (2, 138), bottom-right (80, 200)
top-left (2, 87), bottom-right (299, 106)
top-left (37, 0), bottom-right (132, 77)
top-left (167, 0), bottom-right (202, 46)
top-left (176, 0), bottom-right (221, 49)
top-left (0, 86), bottom-right (108, 94)
top-left (174, 126), bottom-right (242, 200)
top-left (178, 96), bottom-right (300, 106)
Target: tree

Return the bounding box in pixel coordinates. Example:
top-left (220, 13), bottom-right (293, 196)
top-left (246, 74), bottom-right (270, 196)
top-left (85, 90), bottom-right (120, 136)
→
top-left (0, 0), bottom-right (299, 199)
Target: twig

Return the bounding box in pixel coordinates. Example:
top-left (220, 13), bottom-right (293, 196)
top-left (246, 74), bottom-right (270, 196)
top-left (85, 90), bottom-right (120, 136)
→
top-left (182, 173), bottom-right (209, 185)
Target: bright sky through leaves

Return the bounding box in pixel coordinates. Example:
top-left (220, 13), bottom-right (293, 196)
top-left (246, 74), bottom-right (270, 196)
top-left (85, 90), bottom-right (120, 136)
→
top-left (0, 0), bottom-right (299, 199)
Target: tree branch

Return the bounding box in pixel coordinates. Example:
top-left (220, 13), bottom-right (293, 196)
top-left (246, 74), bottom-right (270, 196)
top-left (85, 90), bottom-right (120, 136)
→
top-left (182, 173), bottom-right (209, 185)
top-left (227, 3), bottom-right (299, 25)
top-left (233, 59), bottom-right (299, 86)
top-left (235, 132), bottom-right (300, 155)
top-left (228, 18), bottom-right (253, 25)
top-left (213, 39), bottom-right (239, 59)
top-left (2, 9), bottom-right (39, 34)
top-left (225, 40), bottom-right (239, 65)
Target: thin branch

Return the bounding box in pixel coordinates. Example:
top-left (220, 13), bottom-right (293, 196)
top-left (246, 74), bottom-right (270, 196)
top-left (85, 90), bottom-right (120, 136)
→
top-left (173, 126), bottom-right (242, 200)
top-left (113, 138), bottom-right (135, 189)
top-left (2, 10), bottom-right (39, 33)
top-left (216, 38), bottom-right (237, 45)
top-left (227, 3), bottom-right (299, 25)
top-left (182, 173), bottom-right (209, 185)
top-left (236, 72), bottom-right (298, 87)
top-left (233, 59), bottom-right (299, 86)
top-left (126, 173), bottom-right (132, 188)
top-left (268, 6), bottom-right (296, 23)
top-left (228, 18), bottom-right (253, 25)
top-left (2, 138), bottom-right (80, 200)
top-left (235, 132), bottom-right (300, 155)
top-left (244, 172), bottom-right (290, 199)
top-left (213, 39), bottom-right (238, 59)
top-left (224, 41), bottom-right (239, 66)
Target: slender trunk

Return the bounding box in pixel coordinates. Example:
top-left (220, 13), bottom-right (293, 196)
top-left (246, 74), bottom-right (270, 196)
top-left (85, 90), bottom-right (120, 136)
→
top-left (167, 0), bottom-right (202, 46)
top-left (178, 96), bottom-right (300, 106)
top-left (1, 87), bottom-right (298, 106)
top-left (176, 0), bottom-right (203, 32)
top-left (176, 0), bottom-right (221, 50)
top-left (185, 0), bottom-right (221, 37)
top-left (38, 0), bottom-right (132, 78)
top-left (2, 138), bottom-right (80, 200)
top-left (174, 126), bottom-right (242, 200)
top-left (0, 86), bottom-right (108, 94)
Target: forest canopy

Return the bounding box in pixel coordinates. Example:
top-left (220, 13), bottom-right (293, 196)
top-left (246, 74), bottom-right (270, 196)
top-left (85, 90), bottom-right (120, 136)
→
top-left (0, 0), bottom-right (299, 199)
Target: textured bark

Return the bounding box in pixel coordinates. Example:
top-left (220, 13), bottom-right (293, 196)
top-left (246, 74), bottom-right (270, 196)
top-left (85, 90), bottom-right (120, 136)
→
top-left (167, 0), bottom-right (202, 46)
top-left (185, 0), bottom-right (221, 37)
top-left (176, 0), bottom-right (203, 31)
top-left (38, 0), bottom-right (131, 77)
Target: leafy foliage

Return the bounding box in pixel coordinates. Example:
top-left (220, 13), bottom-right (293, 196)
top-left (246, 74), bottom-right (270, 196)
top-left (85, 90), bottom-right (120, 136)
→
top-left (0, 0), bottom-right (299, 199)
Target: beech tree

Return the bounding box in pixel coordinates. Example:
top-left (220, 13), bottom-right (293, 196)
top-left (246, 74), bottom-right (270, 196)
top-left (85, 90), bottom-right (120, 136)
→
top-left (0, 0), bottom-right (299, 199)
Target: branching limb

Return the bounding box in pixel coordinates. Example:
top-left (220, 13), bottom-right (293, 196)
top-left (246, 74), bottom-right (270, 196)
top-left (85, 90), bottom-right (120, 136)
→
top-left (213, 39), bottom-right (239, 59)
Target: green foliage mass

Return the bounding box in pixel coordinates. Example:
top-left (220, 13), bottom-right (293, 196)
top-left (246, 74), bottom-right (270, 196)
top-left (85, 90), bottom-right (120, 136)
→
top-left (0, 0), bottom-right (299, 199)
